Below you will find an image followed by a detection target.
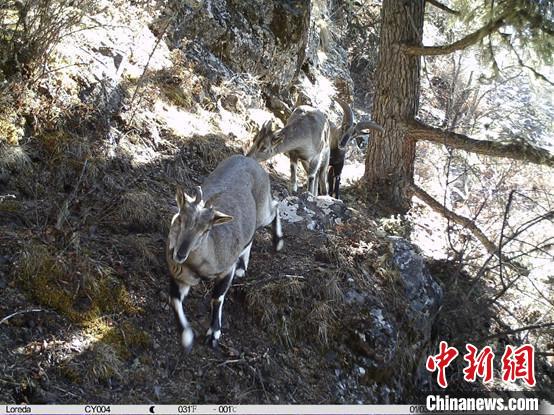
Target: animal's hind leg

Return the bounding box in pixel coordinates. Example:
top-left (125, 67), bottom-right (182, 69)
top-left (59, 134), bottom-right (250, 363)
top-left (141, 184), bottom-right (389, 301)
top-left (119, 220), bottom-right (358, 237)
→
top-left (271, 201), bottom-right (283, 251)
top-left (318, 151), bottom-right (330, 196)
top-left (205, 265), bottom-right (236, 348)
top-left (306, 157), bottom-right (322, 195)
top-left (235, 242), bottom-right (252, 278)
top-left (169, 279), bottom-right (193, 351)
top-left (318, 162), bottom-right (328, 195)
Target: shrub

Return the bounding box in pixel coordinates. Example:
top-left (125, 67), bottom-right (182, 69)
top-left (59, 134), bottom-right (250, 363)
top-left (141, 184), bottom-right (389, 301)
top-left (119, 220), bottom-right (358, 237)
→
top-left (0, 0), bottom-right (96, 79)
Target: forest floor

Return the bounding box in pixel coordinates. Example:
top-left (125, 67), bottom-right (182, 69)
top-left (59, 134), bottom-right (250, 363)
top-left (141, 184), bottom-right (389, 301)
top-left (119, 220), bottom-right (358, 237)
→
top-left (0, 124), bottom-right (411, 403)
top-left (1, 123), bottom-right (552, 403)
top-left (1, 1), bottom-right (552, 403)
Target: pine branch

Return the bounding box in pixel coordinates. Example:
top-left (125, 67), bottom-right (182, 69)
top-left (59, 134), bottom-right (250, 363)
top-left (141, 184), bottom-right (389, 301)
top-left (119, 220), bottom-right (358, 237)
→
top-left (403, 11), bottom-right (512, 56)
top-left (410, 183), bottom-right (528, 276)
top-left (407, 120), bottom-right (554, 167)
top-left (426, 0), bottom-right (460, 15)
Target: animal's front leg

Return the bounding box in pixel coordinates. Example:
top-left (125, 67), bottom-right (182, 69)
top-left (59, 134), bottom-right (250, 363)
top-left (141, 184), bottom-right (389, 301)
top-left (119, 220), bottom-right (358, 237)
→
top-left (205, 266), bottom-right (236, 348)
top-left (328, 166), bottom-right (335, 197)
top-left (170, 279), bottom-right (193, 351)
top-left (289, 158), bottom-right (298, 194)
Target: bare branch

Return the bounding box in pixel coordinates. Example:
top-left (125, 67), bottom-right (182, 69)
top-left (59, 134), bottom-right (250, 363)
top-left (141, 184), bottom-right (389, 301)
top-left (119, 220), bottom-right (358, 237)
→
top-left (473, 322), bottom-right (554, 344)
top-left (408, 120), bottom-right (554, 167)
top-left (411, 183), bottom-right (528, 276)
top-left (506, 41), bottom-right (554, 86)
top-left (0, 309), bottom-right (49, 325)
top-left (426, 0), bottom-right (460, 15)
top-left (403, 11), bottom-right (512, 56)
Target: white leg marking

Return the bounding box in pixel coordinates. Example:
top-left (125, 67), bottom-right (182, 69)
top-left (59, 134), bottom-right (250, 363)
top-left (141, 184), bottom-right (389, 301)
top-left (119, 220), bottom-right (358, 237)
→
top-left (242, 242), bottom-right (252, 271)
top-left (182, 328), bottom-right (194, 348)
top-left (275, 211), bottom-right (282, 238)
top-left (172, 298), bottom-right (189, 331)
top-left (276, 239), bottom-right (284, 251)
top-left (217, 294), bottom-right (225, 330)
top-left (213, 330), bottom-right (221, 340)
top-left (173, 297), bottom-right (194, 349)
top-left (235, 242), bottom-right (252, 278)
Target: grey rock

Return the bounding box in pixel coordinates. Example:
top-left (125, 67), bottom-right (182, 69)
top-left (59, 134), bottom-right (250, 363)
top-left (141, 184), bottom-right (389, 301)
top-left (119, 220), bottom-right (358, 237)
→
top-left (174, 0), bottom-right (311, 90)
top-left (279, 193), bottom-right (350, 231)
top-left (390, 237), bottom-right (443, 338)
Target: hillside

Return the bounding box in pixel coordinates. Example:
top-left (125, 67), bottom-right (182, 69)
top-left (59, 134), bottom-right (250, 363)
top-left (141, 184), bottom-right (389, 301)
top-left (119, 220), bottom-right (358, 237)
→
top-left (1, 0), bottom-right (552, 404)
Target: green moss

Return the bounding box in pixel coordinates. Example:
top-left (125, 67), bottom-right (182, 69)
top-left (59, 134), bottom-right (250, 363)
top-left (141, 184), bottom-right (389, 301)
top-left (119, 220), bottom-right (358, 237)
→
top-left (15, 241), bottom-right (142, 324)
top-left (83, 318), bottom-right (151, 360)
top-left (0, 199), bottom-right (21, 212)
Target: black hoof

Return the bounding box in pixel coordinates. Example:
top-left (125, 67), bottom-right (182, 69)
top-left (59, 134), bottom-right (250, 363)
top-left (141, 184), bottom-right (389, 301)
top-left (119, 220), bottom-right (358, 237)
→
top-left (204, 334), bottom-right (219, 349)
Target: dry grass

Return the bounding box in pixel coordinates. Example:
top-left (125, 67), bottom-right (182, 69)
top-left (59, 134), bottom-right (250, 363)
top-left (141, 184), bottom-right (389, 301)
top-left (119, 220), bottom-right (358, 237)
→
top-left (189, 133), bottom-right (238, 171)
top-left (246, 273), bottom-right (343, 348)
top-left (88, 343), bottom-right (124, 381)
top-left (117, 190), bottom-right (164, 232)
top-left (0, 142), bottom-right (31, 172)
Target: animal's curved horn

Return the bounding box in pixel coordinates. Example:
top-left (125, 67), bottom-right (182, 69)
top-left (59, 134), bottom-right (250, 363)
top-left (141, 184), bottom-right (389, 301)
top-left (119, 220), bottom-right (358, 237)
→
top-left (194, 186), bottom-right (203, 204)
top-left (335, 98), bottom-right (354, 136)
top-left (355, 120), bottom-right (384, 134)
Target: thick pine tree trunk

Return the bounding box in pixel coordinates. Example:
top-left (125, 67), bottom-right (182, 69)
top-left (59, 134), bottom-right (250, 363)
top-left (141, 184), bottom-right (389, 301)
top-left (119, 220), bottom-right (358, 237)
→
top-left (364, 0), bottom-right (424, 212)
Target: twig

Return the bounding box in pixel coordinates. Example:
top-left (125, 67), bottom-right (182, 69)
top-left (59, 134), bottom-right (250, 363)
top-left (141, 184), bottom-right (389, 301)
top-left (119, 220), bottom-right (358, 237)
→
top-left (473, 322), bottom-right (554, 343)
top-left (0, 309), bottom-right (49, 325)
top-left (217, 359), bottom-right (245, 367)
top-left (411, 183), bottom-right (528, 276)
top-left (127, 15), bottom-right (175, 124)
top-left (498, 190), bottom-right (515, 288)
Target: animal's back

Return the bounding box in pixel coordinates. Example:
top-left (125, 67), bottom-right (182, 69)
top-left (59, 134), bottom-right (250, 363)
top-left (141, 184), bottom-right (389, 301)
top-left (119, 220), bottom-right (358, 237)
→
top-left (283, 107), bottom-right (329, 153)
top-left (202, 155), bottom-right (273, 249)
top-left (203, 155), bottom-right (267, 195)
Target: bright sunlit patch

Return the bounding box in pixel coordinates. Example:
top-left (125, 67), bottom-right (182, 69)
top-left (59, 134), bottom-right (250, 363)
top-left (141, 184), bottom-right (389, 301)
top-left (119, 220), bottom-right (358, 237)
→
top-left (155, 102), bottom-right (214, 137)
top-left (297, 73), bottom-right (336, 110)
top-left (247, 108), bottom-right (279, 128)
top-left (216, 107), bottom-right (249, 139)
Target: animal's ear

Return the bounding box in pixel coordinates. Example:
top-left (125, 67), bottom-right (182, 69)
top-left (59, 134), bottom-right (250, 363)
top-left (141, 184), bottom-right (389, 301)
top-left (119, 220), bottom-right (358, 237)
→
top-left (212, 210), bottom-right (234, 226)
top-left (176, 186), bottom-right (187, 209)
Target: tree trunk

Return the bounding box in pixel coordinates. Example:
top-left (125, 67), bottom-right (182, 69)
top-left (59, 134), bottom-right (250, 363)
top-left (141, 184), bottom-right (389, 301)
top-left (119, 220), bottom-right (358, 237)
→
top-left (364, 0), bottom-right (424, 212)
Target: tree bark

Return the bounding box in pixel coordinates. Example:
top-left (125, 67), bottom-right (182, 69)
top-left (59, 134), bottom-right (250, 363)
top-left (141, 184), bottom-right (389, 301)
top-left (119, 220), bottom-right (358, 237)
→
top-left (408, 120), bottom-right (554, 167)
top-left (364, 0), bottom-right (424, 212)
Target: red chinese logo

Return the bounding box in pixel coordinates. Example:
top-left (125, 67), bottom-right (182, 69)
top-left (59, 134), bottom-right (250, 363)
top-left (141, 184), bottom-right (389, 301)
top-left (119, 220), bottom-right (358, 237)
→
top-left (426, 341), bottom-right (459, 388)
top-left (463, 344), bottom-right (494, 383)
top-left (426, 342), bottom-right (535, 388)
top-left (501, 344), bottom-right (536, 387)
